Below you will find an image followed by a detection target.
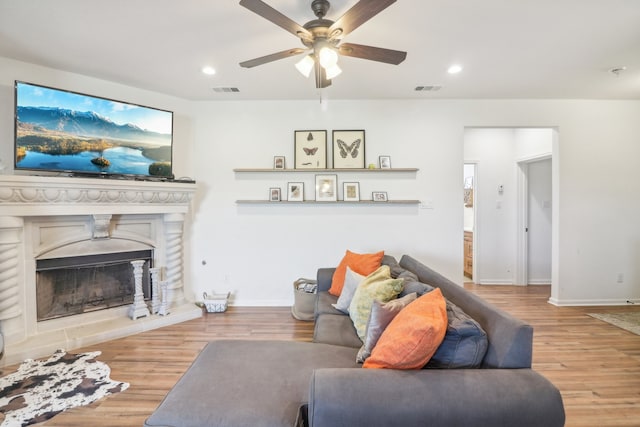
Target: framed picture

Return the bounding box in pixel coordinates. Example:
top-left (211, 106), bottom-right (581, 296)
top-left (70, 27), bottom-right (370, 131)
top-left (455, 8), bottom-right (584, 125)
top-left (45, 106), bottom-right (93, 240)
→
top-left (343, 182), bottom-right (360, 202)
top-left (379, 155), bottom-right (391, 169)
top-left (333, 130), bottom-right (365, 169)
top-left (295, 130), bottom-right (327, 169)
top-left (269, 187), bottom-right (281, 202)
top-left (287, 182), bottom-right (304, 202)
top-left (372, 191), bottom-right (388, 202)
top-left (273, 156), bottom-right (285, 169)
top-left (315, 174), bottom-right (338, 202)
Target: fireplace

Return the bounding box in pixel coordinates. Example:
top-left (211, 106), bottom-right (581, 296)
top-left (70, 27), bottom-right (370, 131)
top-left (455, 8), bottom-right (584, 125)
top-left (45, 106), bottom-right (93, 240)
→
top-left (36, 250), bottom-right (153, 321)
top-left (0, 174), bottom-right (202, 367)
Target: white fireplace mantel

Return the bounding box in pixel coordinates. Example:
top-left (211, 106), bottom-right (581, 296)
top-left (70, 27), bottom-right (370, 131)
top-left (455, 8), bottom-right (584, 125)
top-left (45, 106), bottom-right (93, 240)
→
top-left (0, 174), bottom-right (196, 216)
top-left (0, 174), bottom-right (201, 367)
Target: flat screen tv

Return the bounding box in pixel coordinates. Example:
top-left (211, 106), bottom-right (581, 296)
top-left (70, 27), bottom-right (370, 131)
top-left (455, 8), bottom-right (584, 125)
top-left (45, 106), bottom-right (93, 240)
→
top-left (14, 81), bottom-right (174, 179)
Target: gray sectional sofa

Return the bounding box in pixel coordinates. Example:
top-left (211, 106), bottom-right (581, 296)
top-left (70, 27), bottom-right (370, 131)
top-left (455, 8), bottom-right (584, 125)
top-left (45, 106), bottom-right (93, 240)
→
top-left (144, 254), bottom-right (565, 427)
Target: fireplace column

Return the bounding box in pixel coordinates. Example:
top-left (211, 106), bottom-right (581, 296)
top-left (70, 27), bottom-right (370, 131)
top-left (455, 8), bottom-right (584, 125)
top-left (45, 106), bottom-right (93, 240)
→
top-left (164, 213), bottom-right (186, 307)
top-left (0, 217), bottom-right (23, 322)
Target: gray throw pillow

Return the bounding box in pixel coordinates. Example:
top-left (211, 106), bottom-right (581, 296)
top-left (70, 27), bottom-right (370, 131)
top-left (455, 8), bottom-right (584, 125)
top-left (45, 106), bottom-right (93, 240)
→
top-left (400, 280), bottom-right (434, 298)
top-left (356, 292), bottom-right (418, 363)
top-left (331, 267), bottom-right (364, 313)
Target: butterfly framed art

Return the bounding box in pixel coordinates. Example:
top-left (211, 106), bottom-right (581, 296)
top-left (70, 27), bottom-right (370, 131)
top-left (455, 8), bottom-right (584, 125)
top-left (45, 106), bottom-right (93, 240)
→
top-left (332, 130), bottom-right (365, 169)
top-left (294, 130), bottom-right (327, 169)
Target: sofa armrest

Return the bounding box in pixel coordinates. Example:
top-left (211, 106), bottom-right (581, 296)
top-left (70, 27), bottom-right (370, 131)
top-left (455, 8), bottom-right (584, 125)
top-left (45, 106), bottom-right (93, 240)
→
top-left (316, 268), bottom-right (335, 293)
top-left (308, 368), bottom-right (564, 427)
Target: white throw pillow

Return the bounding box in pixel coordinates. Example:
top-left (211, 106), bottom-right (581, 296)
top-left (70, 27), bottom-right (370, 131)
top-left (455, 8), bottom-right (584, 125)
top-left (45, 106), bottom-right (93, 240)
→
top-left (331, 266), bottom-right (365, 313)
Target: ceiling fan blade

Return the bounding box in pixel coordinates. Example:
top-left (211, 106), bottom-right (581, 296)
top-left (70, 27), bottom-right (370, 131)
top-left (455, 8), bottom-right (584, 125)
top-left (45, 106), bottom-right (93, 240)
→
top-left (314, 65), bottom-right (332, 89)
top-left (338, 43), bottom-right (407, 65)
top-left (329, 0), bottom-right (396, 39)
top-left (240, 48), bottom-right (307, 68)
top-left (239, 0), bottom-right (312, 40)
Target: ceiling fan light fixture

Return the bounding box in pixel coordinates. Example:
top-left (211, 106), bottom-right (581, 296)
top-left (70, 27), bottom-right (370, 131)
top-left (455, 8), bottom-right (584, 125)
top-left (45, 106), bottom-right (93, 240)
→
top-left (295, 55), bottom-right (315, 78)
top-left (325, 64), bottom-right (342, 79)
top-left (239, 0), bottom-right (407, 90)
top-left (318, 46), bottom-right (339, 69)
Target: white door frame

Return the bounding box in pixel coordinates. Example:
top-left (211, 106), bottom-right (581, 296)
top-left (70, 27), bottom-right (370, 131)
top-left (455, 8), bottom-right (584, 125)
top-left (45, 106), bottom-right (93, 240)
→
top-left (515, 154), bottom-right (552, 286)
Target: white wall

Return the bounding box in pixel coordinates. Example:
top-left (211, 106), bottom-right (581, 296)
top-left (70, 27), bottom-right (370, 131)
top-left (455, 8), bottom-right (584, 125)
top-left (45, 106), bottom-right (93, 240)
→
top-left (2, 57), bottom-right (640, 306)
top-left (189, 100), bottom-right (463, 305)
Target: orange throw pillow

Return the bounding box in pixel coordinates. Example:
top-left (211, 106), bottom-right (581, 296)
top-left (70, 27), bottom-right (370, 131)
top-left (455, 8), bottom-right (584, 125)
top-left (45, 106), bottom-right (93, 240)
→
top-left (363, 288), bottom-right (447, 370)
top-left (329, 250), bottom-right (384, 296)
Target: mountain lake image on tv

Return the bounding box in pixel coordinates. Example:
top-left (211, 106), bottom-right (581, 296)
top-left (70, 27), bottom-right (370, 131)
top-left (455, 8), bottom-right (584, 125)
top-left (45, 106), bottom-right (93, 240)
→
top-left (14, 81), bottom-right (173, 178)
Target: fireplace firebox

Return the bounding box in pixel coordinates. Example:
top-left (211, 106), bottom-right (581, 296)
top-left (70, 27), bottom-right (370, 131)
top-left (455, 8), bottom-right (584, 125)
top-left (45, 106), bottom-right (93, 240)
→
top-left (36, 250), bottom-right (153, 321)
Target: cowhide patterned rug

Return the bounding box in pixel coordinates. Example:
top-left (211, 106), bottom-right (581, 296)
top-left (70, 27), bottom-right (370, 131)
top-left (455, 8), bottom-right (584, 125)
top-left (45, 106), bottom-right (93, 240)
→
top-left (0, 349), bottom-right (128, 426)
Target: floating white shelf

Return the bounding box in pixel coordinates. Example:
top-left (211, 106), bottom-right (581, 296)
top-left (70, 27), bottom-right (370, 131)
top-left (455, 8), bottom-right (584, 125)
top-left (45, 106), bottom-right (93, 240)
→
top-left (234, 167), bottom-right (419, 206)
top-left (233, 168), bottom-right (418, 173)
top-left (236, 200), bottom-right (420, 205)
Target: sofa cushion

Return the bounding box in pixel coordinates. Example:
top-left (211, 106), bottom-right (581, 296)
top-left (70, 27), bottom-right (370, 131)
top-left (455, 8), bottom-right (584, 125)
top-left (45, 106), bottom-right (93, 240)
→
top-left (348, 265), bottom-right (404, 341)
top-left (313, 313), bottom-right (364, 348)
top-left (400, 280), bottom-right (435, 298)
top-left (384, 255), bottom-right (420, 282)
top-left (315, 291), bottom-right (342, 318)
top-left (144, 340), bottom-right (360, 427)
top-left (364, 288), bottom-right (447, 369)
top-left (356, 292), bottom-right (417, 363)
top-left (331, 267), bottom-right (365, 313)
top-left (427, 300), bottom-right (488, 369)
top-left (329, 250), bottom-right (384, 296)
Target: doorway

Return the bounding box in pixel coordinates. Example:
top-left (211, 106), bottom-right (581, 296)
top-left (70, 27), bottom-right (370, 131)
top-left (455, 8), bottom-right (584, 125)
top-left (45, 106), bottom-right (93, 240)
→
top-left (463, 163), bottom-right (476, 282)
top-left (464, 128), bottom-right (554, 286)
top-left (516, 157), bottom-right (552, 285)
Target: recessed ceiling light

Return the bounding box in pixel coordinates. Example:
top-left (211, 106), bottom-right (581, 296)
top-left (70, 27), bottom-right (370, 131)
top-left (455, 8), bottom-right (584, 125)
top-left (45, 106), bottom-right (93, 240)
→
top-left (202, 66), bottom-right (216, 76)
top-left (447, 64), bottom-right (463, 74)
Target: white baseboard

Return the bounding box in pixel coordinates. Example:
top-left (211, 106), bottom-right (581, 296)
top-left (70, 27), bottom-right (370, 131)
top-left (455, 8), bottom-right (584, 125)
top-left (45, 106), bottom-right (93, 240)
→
top-left (478, 279), bottom-right (514, 285)
top-left (229, 299), bottom-right (292, 307)
top-left (548, 297), bottom-right (640, 306)
top-left (527, 279), bottom-right (551, 285)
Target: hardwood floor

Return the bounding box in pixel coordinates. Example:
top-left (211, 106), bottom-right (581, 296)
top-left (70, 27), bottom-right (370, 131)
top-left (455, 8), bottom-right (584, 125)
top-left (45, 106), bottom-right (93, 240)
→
top-left (2, 286), bottom-right (640, 426)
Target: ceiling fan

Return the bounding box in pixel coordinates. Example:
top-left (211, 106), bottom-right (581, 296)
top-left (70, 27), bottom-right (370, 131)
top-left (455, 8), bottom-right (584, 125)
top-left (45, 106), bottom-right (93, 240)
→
top-left (239, 0), bottom-right (407, 89)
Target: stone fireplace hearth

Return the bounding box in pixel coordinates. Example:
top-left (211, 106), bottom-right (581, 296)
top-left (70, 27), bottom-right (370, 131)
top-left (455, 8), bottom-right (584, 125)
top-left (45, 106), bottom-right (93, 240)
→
top-left (0, 174), bottom-right (201, 367)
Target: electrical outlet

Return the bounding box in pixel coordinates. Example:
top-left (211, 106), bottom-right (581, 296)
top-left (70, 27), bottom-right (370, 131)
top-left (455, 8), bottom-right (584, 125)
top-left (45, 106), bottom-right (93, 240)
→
top-left (616, 273), bottom-right (624, 283)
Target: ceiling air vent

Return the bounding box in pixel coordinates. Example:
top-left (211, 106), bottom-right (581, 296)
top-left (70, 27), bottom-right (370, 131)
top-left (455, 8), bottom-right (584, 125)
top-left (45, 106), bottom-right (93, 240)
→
top-left (212, 87), bottom-right (240, 93)
top-left (415, 85), bottom-right (442, 92)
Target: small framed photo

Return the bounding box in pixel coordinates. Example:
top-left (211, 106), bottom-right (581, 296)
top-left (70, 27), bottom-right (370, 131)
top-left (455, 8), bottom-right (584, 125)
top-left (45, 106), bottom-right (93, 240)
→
top-left (269, 187), bottom-right (281, 202)
top-left (315, 174), bottom-right (338, 202)
top-left (343, 182), bottom-right (360, 202)
top-left (379, 155), bottom-right (391, 169)
top-left (274, 156), bottom-right (285, 169)
top-left (295, 130), bottom-right (327, 169)
top-left (287, 182), bottom-right (304, 202)
top-left (372, 191), bottom-right (388, 202)
top-left (333, 130), bottom-right (365, 169)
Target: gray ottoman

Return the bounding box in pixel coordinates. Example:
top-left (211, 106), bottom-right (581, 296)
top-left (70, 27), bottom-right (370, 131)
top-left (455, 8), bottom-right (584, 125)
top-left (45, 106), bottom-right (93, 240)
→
top-left (144, 340), bottom-right (359, 427)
